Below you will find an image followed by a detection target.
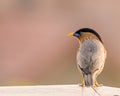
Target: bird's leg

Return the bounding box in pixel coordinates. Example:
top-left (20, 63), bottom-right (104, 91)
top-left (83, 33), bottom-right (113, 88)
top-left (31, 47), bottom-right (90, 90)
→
top-left (95, 80), bottom-right (99, 86)
top-left (82, 74), bottom-right (85, 87)
top-left (79, 74), bottom-right (85, 87)
top-left (95, 80), bottom-right (103, 87)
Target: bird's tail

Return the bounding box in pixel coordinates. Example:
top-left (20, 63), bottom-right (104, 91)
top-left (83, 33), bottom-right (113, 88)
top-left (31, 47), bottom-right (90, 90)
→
top-left (84, 74), bottom-right (93, 86)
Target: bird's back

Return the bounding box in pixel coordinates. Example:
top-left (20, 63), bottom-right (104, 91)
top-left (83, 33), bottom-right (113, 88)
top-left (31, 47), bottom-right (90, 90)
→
top-left (77, 40), bottom-right (105, 74)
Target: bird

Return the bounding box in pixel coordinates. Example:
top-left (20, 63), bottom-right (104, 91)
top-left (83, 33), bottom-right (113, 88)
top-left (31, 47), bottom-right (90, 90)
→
top-left (68, 28), bottom-right (107, 87)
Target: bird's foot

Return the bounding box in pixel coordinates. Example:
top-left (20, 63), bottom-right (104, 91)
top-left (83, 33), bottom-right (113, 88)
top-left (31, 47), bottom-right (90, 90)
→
top-left (95, 83), bottom-right (103, 87)
top-left (95, 81), bottom-right (103, 87)
top-left (78, 75), bottom-right (85, 87)
top-left (78, 83), bottom-right (85, 87)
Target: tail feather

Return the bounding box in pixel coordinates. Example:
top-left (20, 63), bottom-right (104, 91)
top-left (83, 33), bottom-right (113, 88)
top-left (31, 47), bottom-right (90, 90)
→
top-left (84, 74), bottom-right (93, 86)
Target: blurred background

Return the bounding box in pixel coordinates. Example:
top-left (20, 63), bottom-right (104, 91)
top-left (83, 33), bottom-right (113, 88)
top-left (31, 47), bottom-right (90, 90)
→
top-left (0, 0), bottom-right (120, 87)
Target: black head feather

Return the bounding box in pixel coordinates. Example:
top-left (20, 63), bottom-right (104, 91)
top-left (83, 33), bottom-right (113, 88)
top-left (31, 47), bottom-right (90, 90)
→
top-left (75, 28), bottom-right (103, 43)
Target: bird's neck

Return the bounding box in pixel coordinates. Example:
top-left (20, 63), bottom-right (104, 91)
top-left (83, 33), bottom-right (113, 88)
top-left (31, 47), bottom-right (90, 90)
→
top-left (78, 33), bottom-right (100, 43)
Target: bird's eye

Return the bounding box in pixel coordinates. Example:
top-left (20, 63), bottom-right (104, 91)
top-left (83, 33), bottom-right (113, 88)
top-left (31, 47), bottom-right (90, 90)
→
top-left (74, 33), bottom-right (80, 37)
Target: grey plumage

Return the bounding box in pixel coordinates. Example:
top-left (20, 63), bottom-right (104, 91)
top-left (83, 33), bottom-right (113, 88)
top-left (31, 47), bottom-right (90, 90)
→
top-left (77, 39), bottom-right (106, 86)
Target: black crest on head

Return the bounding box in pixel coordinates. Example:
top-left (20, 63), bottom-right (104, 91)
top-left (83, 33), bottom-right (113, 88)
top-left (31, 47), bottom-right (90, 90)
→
top-left (75, 28), bottom-right (103, 43)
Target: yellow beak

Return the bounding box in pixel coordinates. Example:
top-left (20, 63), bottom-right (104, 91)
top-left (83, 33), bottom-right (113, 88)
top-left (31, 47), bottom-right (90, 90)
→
top-left (67, 32), bottom-right (74, 36)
